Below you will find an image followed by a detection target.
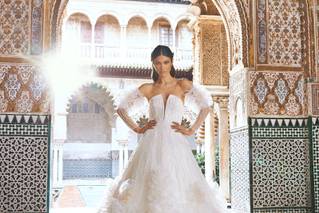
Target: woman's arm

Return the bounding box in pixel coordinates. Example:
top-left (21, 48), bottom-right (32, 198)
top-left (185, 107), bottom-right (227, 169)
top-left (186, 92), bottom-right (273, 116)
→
top-left (189, 107), bottom-right (211, 132)
top-left (117, 108), bottom-right (156, 134)
top-left (117, 84), bottom-right (156, 134)
top-left (117, 108), bottom-right (140, 132)
top-left (171, 79), bottom-right (212, 135)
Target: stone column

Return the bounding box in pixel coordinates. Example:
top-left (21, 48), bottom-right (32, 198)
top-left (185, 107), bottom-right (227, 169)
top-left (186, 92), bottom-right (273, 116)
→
top-left (192, 21), bottom-right (201, 84)
top-left (172, 28), bottom-right (176, 53)
top-left (91, 24), bottom-right (95, 58)
top-left (205, 109), bottom-right (217, 182)
top-left (57, 142), bottom-right (64, 186)
top-left (117, 139), bottom-right (128, 175)
top-left (52, 143), bottom-right (58, 187)
top-left (217, 97), bottom-right (230, 200)
top-left (148, 27), bottom-right (152, 51)
top-left (120, 25), bottom-right (127, 60)
top-left (52, 111), bottom-right (67, 187)
top-left (196, 123), bottom-right (205, 154)
top-left (119, 143), bottom-right (123, 174)
top-left (124, 143), bottom-right (129, 167)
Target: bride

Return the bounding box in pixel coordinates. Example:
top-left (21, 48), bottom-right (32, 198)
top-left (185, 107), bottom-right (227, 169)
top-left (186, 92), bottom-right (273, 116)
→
top-left (98, 45), bottom-right (229, 213)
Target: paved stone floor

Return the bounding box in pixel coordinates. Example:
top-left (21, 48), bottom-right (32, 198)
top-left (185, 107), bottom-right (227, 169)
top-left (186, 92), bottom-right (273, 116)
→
top-left (50, 179), bottom-right (246, 213)
top-left (50, 207), bottom-right (243, 213)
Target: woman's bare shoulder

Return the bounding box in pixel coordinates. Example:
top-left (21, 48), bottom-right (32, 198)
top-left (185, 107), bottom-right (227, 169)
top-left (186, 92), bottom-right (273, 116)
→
top-left (177, 79), bottom-right (193, 92)
top-left (138, 83), bottom-right (154, 96)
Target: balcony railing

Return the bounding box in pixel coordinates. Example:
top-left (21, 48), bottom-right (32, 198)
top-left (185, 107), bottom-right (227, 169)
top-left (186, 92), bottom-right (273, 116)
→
top-left (80, 43), bottom-right (91, 58)
top-left (75, 44), bottom-right (193, 65)
top-left (127, 47), bottom-right (150, 61)
top-left (95, 45), bottom-right (121, 59)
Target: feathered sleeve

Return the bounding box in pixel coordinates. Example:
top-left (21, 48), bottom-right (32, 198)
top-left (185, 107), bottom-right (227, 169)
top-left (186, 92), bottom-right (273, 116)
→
top-left (184, 84), bottom-right (212, 113)
top-left (117, 87), bottom-right (147, 114)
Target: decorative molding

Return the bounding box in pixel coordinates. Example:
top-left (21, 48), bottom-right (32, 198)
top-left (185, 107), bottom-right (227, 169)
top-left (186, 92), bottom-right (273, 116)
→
top-left (251, 118), bottom-right (308, 128)
top-left (96, 65), bottom-right (193, 80)
top-left (311, 84), bottom-right (319, 115)
top-left (31, 0), bottom-right (43, 55)
top-left (311, 117), bottom-right (319, 213)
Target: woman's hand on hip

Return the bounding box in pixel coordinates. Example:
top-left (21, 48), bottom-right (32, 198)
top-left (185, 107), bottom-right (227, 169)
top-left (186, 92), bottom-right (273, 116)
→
top-left (133, 120), bottom-right (157, 134)
top-left (170, 121), bottom-right (195, 136)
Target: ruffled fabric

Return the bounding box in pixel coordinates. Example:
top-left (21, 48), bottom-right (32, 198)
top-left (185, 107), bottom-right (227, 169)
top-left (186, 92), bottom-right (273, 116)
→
top-left (98, 83), bottom-right (227, 213)
top-left (97, 124), bottom-right (228, 213)
top-left (185, 84), bottom-right (213, 113)
top-left (117, 88), bottom-right (147, 114)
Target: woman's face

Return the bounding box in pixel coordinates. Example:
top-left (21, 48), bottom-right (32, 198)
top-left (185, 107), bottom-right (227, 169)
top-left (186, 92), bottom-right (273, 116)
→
top-left (153, 55), bottom-right (173, 75)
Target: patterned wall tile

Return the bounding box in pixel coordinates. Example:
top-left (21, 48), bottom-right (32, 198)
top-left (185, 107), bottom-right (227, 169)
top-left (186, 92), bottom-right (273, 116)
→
top-left (253, 209), bottom-right (312, 213)
top-left (0, 63), bottom-right (50, 113)
top-left (0, 0), bottom-right (43, 56)
top-left (230, 127), bottom-right (250, 212)
top-left (312, 84), bottom-right (319, 116)
top-left (31, 0), bottom-right (43, 55)
top-left (257, 0), bottom-right (305, 66)
top-left (311, 117), bottom-right (319, 213)
top-left (0, 114), bottom-right (51, 213)
top-left (257, 0), bottom-right (267, 64)
top-left (250, 118), bottom-right (312, 212)
top-left (0, 0), bottom-right (30, 55)
top-left (249, 71), bottom-right (306, 116)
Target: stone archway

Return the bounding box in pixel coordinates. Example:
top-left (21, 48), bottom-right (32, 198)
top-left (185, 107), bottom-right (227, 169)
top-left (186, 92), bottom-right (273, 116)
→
top-left (50, 0), bottom-right (250, 66)
top-left (48, 0), bottom-right (251, 211)
top-left (51, 82), bottom-right (117, 209)
top-left (66, 82), bottom-right (117, 127)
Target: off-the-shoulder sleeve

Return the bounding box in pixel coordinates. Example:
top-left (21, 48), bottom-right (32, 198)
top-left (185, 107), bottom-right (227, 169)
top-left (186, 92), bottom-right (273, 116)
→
top-left (117, 87), bottom-right (147, 114)
top-left (184, 84), bottom-right (212, 113)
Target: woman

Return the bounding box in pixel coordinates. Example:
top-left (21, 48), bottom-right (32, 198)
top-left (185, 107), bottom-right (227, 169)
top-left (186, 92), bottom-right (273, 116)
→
top-left (98, 45), bottom-right (228, 213)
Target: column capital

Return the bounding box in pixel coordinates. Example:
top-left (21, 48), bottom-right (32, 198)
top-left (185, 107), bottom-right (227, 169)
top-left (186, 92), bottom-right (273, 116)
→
top-left (117, 139), bottom-right (128, 146)
top-left (213, 96), bottom-right (229, 109)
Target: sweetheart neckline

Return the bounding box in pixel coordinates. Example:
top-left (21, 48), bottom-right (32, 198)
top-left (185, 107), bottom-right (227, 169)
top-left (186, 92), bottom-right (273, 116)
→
top-left (148, 93), bottom-right (184, 105)
top-left (148, 94), bottom-right (184, 119)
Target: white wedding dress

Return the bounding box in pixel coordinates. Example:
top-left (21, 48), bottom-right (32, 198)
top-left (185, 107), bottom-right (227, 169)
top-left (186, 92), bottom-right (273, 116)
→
top-left (98, 84), bottom-right (229, 213)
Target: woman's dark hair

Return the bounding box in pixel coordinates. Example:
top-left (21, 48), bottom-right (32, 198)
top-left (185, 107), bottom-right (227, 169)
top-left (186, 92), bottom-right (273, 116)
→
top-left (151, 45), bottom-right (176, 82)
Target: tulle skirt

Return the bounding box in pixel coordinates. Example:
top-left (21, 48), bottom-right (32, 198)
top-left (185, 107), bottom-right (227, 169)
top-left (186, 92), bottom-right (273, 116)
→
top-left (98, 123), bottom-right (228, 213)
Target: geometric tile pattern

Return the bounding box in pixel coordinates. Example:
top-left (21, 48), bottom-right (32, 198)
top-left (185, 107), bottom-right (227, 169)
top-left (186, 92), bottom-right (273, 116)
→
top-left (254, 209), bottom-right (312, 213)
top-left (311, 117), bottom-right (319, 213)
top-left (0, 63), bottom-right (50, 113)
top-left (249, 71), bottom-right (305, 116)
top-left (0, 114), bottom-right (50, 213)
top-left (250, 117), bottom-right (312, 212)
top-left (230, 127), bottom-right (250, 213)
